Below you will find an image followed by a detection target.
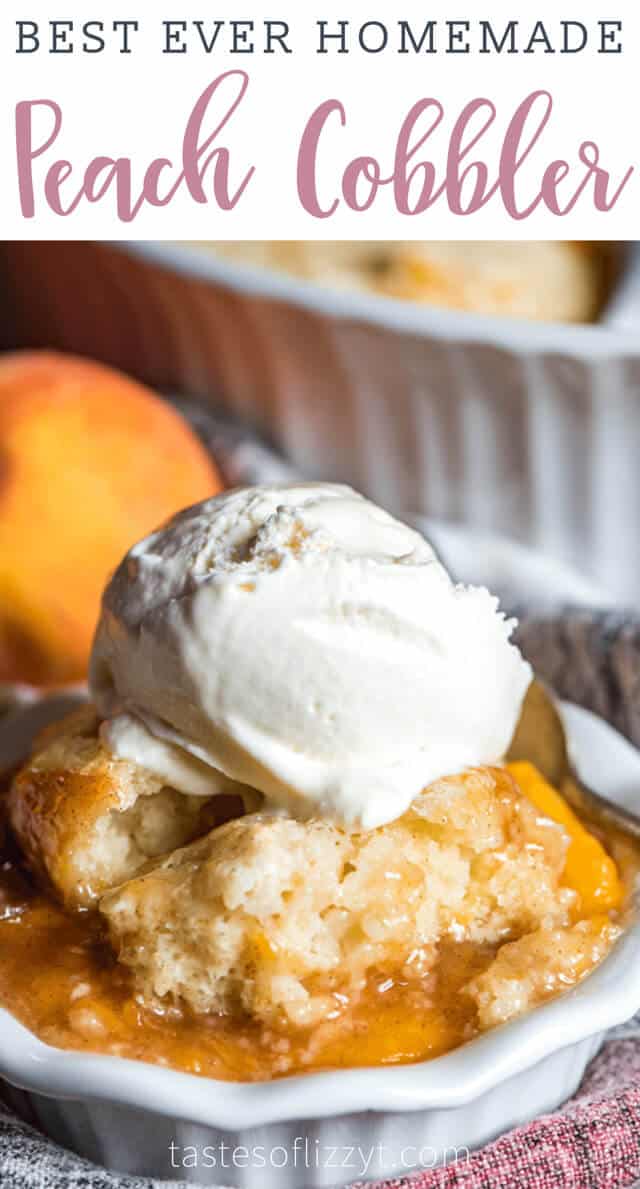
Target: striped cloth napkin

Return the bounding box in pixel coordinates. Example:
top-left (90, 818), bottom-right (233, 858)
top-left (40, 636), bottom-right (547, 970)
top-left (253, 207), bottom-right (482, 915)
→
top-left (2, 402), bottom-right (640, 1189)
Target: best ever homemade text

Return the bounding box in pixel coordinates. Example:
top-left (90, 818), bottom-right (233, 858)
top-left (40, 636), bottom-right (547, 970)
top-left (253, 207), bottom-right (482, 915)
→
top-left (15, 18), bottom-right (624, 56)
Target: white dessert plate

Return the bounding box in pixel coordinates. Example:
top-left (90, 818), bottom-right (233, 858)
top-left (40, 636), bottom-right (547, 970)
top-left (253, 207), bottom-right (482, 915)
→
top-left (0, 698), bottom-right (639, 1187)
top-left (420, 518), bottom-right (615, 609)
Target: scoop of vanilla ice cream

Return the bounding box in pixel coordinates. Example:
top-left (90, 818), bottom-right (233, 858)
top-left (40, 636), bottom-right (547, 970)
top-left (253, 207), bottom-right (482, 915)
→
top-left (90, 483), bottom-right (531, 829)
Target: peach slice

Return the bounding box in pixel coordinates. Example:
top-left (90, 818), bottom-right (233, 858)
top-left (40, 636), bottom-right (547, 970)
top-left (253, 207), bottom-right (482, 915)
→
top-left (508, 761), bottom-right (624, 916)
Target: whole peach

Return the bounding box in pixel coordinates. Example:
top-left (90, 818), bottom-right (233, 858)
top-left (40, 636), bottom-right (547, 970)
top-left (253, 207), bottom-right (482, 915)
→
top-left (0, 352), bottom-right (222, 685)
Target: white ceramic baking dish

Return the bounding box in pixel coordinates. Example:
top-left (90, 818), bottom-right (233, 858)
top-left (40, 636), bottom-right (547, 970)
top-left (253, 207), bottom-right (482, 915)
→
top-left (2, 241), bottom-right (639, 602)
top-left (1, 700), bottom-right (639, 1188)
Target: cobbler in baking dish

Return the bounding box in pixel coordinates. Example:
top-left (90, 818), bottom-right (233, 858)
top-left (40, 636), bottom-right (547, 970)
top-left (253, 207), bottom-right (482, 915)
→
top-left (204, 242), bottom-right (608, 322)
top-left (0, 484), bottom-right (632, 1080)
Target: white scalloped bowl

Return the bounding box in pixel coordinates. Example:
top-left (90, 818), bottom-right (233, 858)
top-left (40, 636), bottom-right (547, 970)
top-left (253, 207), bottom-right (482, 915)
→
top-left (1, 702), bottom-right (640, 1186)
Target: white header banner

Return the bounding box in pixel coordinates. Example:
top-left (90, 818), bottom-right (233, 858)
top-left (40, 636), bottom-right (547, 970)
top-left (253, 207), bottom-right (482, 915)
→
top-left (0, 0), bottom-right (636, 238)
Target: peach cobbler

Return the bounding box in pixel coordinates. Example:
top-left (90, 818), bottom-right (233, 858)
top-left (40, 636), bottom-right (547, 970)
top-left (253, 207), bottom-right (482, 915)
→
top-left (0, 484), bottom-right (632, 1080)
top-left (203, 242), bottom-right (609, 322)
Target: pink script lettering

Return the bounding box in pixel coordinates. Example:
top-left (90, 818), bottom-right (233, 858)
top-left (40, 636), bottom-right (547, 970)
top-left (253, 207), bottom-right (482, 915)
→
top-left (297, 89), bottom-right (633, 219)
top-left (15, 71), bottom-right (255, 221)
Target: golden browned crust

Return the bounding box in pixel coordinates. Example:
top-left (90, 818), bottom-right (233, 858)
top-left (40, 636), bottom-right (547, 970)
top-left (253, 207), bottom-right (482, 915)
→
top-left (205, 242), bottom-right (607, 323)
top-left (8, 705), bottom-right (209, 908)
top-left (101, 766), bottom-right (575, 1029)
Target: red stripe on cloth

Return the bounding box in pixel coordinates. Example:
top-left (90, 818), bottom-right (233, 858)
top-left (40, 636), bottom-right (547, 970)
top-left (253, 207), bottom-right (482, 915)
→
top-left (349, 1040), bottom-right (640, 1189)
